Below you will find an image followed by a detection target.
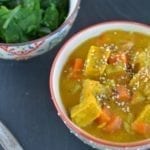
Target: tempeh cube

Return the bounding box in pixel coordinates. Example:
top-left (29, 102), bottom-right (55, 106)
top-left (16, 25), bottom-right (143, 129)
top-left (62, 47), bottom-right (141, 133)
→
top-left (133, 49), bottom-right (150, 71)
top-left (130, 67), bottom-right (150, 99)
top-left (84, 46), bottom-right (110, 79)
top-left (80, 79), bottom-right (103, 101)
top-left (71, 95), bottom-right (101, 127)
top-left (104, 63), bottom-right (127, 79)
top-left (71, 79), bottom-right (104, 127)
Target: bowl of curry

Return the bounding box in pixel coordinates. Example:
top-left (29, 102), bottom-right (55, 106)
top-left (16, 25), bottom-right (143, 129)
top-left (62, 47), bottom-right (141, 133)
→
top-left (50, 21), bottom-right (150, 150)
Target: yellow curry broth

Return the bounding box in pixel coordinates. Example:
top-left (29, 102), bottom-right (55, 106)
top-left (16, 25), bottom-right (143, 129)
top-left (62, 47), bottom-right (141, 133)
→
top-left (60, 30), bottom-right (150, 142)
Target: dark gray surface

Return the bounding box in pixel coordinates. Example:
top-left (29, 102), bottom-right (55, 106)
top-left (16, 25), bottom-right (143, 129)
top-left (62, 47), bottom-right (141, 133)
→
top-left (0, 0), bottom-right (149, 150)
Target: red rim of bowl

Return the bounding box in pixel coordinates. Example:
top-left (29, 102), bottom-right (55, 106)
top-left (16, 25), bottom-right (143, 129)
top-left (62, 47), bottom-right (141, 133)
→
top-left (50, 21), bottom-right (150, 148)
top-left (0, 0), bottom-right (81, 46)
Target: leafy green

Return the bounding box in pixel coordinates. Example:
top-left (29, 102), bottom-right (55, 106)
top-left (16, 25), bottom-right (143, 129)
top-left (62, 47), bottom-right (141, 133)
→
top-left (51, 0), bottom-right (68, 23)
top-left (0, 6), bottom-right (26, 42)
top-left (0, 0), bottom-right (69, 43)
top-left (43, 3), bottom-right (59, 31)
top-left (0, 0), bottom-right (22, 9)
top-left (41, 0), bottom-right (69, 25)
top-left (14, 0), bottom-right (42, 37)
top-left (3, 5), bottom-right (21, 29)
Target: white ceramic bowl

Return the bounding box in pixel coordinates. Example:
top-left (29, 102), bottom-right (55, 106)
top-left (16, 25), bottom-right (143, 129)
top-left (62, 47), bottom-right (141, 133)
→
top-left (50, 21), bottom-right (150, 150)
top-left (0, 0), bottom-right (80, 60)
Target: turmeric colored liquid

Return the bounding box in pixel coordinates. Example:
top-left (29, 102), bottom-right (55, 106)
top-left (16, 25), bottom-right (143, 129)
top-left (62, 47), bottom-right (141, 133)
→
top-left (60, 30), bottom-right (150, 142)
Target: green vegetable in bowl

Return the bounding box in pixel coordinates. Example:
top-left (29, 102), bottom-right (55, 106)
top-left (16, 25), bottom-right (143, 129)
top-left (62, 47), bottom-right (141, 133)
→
top-left (0, 0), bottom-right (69, 43)
top-left (43, 3), bottom-right (59, 31)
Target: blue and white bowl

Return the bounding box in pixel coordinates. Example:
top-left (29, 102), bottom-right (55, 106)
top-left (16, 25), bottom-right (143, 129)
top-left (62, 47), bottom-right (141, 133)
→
top-left (0, 0), bottom-right (80, 60)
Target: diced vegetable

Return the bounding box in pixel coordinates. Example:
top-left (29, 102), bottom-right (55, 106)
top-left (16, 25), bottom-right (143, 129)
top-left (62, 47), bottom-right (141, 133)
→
top-left (81, 79), bottom-right (102, 100)
top-left (70, 79), bottom-right (103, 127)
top-left (129, 67), bottom-right (150, 99)
top-left (132, 122), bottom-right (150, 135)
top-left (96, 108), bottom-right (123, 133)
top-left (116, 85), bottom-right (131, 101)
top-left (73, 58), bottom-right (84, 73)
top-left (104, 63), bottom-right (127, 80)
top-left (71, 95), bottom-right (101, 127)
top-left (84, 46), bottom-right (110, 79)
top-left (81, 79), bottom-right (111, 102)
top-left (133, 49), bottom-right (150, 71)
top-left (99, 108), bottom-right (111, 123)
top-left (95, 107), bottom-right (111, 125)
top-left (103, 115), bottom-right (122, 133)
top-left (70, 58), bottom-right (84, 79)
top-left (70, 79), bottom-right (113, 127)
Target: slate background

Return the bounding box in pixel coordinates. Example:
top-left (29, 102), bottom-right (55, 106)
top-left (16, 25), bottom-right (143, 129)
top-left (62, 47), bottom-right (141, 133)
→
top-left (0, 0), bottom-right (149, 150)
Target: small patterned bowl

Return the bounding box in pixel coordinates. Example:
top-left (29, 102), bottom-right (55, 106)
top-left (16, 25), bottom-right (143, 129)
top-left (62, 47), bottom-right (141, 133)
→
top-left (50, 21), bottom-right (150, 150)
top-left (0, 0), bottom-right (80, 60)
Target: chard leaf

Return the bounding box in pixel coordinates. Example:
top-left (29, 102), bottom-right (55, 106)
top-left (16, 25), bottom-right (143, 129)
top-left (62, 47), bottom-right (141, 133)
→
top-left (41, 0), bottom-right (69, 25)
top-left (0, 6), bottom-right (26, 43)
top-left (2, 21), bottom-right (27, 43)
top-left (14, 0), bottom-right (42, 36)
top-left (0, 0), bottom-right (22, 9)
top-left (51, 0), bottom-right (69, 23)
top-left (0, 0), bottom-right (68, 43)
top-left (23, 0), bottom-right (40, 9)
top-left (3, 5), bottom-right (21, 29)
top-left (43, 3), bottom-right (59, 30)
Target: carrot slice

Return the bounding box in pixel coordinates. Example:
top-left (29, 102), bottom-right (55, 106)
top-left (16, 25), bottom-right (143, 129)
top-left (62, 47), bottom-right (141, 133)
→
top-left (100, 109), bottom-right (111, 123)
top-left (108, 53), bottom-right (127, 64)
top-left (103, 116), bottom-right (122, 133)
top-left (73, 58), bottom-right (84, 73)
top-left (95, 108), bottom-right (122, 133)
top-left (132, 122), bottom-right (150, 135)
top-left (95, 108), bottom-right (111, 124)
top-left (70, 58), bottom-right (84, 79)
top-left (116, 85), bottom-right (131, 101)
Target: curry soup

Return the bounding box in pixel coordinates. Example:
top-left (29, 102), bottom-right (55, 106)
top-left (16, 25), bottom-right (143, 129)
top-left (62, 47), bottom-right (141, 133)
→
top-left (60, 30), bottom-right (150, 143)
